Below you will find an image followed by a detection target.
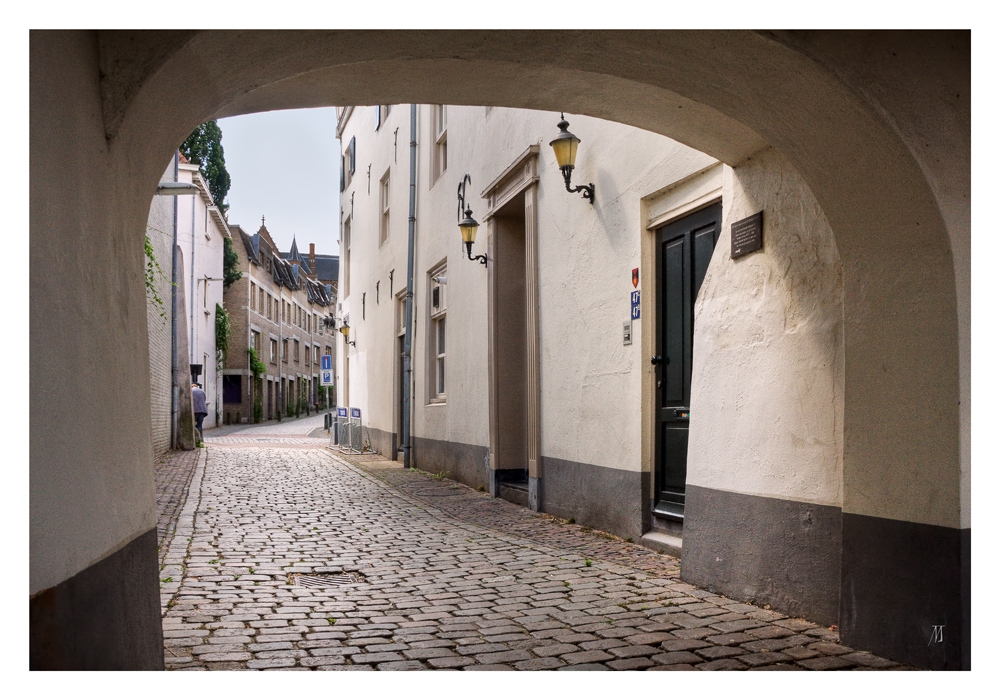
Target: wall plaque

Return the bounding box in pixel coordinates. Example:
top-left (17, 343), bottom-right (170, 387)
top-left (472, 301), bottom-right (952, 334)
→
top-left (731, 210), bottom-right (764, 259)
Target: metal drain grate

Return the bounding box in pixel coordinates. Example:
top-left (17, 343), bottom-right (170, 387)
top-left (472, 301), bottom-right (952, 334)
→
top-left (289, 572), bottom-right (366, 588)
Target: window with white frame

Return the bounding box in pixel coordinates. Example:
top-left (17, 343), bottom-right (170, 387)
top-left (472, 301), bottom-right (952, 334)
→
top-left (379, 169), bottom-right (390, 245)
top-left (343, 217), bottom-right (351, 299)
top-left (431, 105), bottom-right (447, 184)
top-left (428, 263), bottom-right (447, 402)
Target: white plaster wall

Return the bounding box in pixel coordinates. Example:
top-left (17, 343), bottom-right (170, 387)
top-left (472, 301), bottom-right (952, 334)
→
top-left (175, 164), bottom-right (227, 429)
top-left (687, 147), bottom-right (844, 506)
top-left (340, 105), bottom-right (717, 472)
top-left (30, 32), bottom-right (157, 594)
top-left (146, 162), bottom-right (175, 455)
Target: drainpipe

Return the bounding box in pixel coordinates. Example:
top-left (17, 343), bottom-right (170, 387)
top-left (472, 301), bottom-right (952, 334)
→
top-left (402, 103), bottom-right (417, 470)
top-left (190, 184), bottom-right (197, 371)
top-left (277, 283), bottom-right (283, 421)
top-left (170, 152), bottom-right (180, 447)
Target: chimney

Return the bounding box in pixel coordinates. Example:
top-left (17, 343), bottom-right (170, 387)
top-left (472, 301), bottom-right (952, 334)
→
top-left (309, 243), bottom-right (316, 271)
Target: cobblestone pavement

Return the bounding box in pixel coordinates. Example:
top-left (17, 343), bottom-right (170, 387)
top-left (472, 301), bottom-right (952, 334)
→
top-left (157, 442), bottom-right (906, 671)
top-left (154, 449), bottom-right (200, 568)
top-left (204, 415), bottom-right (329, 449)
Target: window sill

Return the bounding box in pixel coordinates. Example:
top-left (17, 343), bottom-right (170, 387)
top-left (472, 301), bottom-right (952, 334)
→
top-left (427, 398), bottom-right (447, 406)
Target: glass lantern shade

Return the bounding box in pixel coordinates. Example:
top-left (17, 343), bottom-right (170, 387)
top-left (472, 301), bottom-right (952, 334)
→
top-left (340, 324), bottom-right (350, 339)
top-left (459, 210), bottom-right (480, 244)
top-left (550, 134), bottom-right (579, 169)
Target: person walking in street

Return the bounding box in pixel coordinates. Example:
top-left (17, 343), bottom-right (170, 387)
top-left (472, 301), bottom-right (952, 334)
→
top-left (192, 383), bottom-right (208, 442)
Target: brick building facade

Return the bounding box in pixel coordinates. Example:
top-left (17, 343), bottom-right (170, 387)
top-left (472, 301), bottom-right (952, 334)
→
top-left (221, 220), bottom-right (338, 424)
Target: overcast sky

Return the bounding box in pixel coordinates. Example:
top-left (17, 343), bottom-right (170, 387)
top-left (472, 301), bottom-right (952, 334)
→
top-left (218, 108), bottom-right (341, 256)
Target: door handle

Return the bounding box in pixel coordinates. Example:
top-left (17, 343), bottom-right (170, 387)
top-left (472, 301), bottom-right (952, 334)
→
top-left (651, 355), bottom-right (663, 366)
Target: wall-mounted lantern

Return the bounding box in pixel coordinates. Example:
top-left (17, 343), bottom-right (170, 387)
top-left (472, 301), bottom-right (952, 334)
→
top-left (457, 174), bottom-right (486, 267)
top-left (339, 320), bottom-right (356, 347)
top-left (549, 113), bottom-right (594, 204)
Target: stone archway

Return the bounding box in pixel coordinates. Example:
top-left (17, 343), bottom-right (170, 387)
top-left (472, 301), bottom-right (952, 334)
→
top-left (30, 30), bottom-right (969, 669)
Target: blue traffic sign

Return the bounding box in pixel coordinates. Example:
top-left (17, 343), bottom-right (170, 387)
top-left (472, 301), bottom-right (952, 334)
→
top-left (321, 354), bottom-right (332, 371)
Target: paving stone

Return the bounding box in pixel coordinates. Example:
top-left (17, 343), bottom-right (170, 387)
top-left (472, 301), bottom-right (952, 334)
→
top-left (580, 639), bottom-right (629, 651)
top-left (782, 646), bottom-right (820, 660)
top-left (428, 656), bottom-right (476, 668)
top-left (351, 652), bottom-right (405, 663)
top-left (465, 664), bottom-right (514, 671)
top-left (609, 645), bottom-right (661, 659)
top-left (695, 646), bottom-right (744, 660)
top-left (377, 660), bottom-right (426, 670)
top-left (748, 663), bottom-right (799, 670)
top-left (737, 651), bottom-right (792, 667)
top-left (556, 663), bottom-right (609, 671)
top-left (697, 658), bottom-right (747, 671)
top-left (797, 656), bottom-right (857, 671)
top-left (514, 657), bottom-right (566, 670)
top-left (648, 663), bottom-right (697, 671)
top-left (808, 642), bottom-right (854, 655)
top-left (247, 658), bottom-right (296, 669)
top-left (660, 639), bottom-right (712, 652)
top-left (475, 649), bottom-right (534, 665)
top-left (607, 657), bottom-right (655, 670)
top-left (561, 649), bottom-right (615, 664)
top-left (624, 632), bottom-right (675, 646)
top-left (841, 652), bottom-right (898, 668)
top-left (705, 632), bottom-right (756, 646)
top-left (403, 647), bottom-right (456, 660)
top-left (651, 651), bottom-right (703, 665)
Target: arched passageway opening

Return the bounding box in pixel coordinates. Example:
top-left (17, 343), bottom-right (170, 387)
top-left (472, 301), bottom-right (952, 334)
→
top-left (30, 30), bottom-right (969, 669)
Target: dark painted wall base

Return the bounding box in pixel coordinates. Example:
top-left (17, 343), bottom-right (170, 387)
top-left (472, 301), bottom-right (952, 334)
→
top-left (365, 425), bottom-right (397, 460)
top-left (30, 527), bottom-right (165, 670)
top-left (682, 485), bottom-right (842, 626)
top-left (540, 456), bottom-right (644, 542)
top-left (841, 513), bottom-right (970, 670)
top-left (412, 435), bottom-right (489, 491)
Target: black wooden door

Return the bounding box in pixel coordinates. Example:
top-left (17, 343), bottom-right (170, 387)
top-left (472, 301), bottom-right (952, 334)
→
top-left (654, 203), bottom-right (722, 518)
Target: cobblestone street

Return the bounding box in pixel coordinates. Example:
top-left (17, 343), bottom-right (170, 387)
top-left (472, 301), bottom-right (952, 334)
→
top-left (151, 417), bottom-right (905, 671)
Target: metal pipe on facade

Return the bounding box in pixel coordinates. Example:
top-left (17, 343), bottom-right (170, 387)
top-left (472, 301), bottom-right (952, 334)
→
top-left (402, 103), bottom-right (417, 470)
top-left (190, 184), bottom-right (197, 372)
top-left (170, 152), bottom-right (180, 447)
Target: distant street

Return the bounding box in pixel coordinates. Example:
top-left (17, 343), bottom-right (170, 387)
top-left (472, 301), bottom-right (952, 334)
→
top-left (152, 417), bottom-right (903, 670)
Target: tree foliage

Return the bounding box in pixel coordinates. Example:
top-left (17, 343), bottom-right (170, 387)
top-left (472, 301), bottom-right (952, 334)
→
top-left (223, 236), bottom-right (242, 289)
top-left (180, 120), bottom-right (231, 215)
top-left (215, 303), bottom-right (231, 363)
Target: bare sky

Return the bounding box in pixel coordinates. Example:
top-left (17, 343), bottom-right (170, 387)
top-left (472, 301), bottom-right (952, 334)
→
top-left (218, 107), bottom-right (341, 257)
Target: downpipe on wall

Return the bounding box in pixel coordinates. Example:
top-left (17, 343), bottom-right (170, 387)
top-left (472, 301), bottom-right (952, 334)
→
top-left (402, 103), bottom-right (417, 470)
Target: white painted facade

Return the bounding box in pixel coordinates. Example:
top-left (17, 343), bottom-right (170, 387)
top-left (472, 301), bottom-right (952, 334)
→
top-left (175, 161), bottom-right (229, 429)
top-left (337, 104), bottom-right (846, 531)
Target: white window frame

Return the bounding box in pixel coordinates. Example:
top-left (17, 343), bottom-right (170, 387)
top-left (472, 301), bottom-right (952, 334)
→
top-left (427, 262), bottom-right (447, 403)
top-left (431, 105), bottom-right (447, 184)
top-left (379, 169), bottom-right (391, 246)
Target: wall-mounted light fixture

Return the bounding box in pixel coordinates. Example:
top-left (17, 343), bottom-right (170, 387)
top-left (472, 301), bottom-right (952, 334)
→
top-left (339, 321), bottom-right (356, 347)
top-left (549, 114), bottom-right (594, 204)
top-left (155, 181), bottom-right (201, 196)
top-left (457, 174), bottom-right (487, 267)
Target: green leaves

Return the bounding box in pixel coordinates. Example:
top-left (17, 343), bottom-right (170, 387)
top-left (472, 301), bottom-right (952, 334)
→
top-left (144, 233), bottom-right (167, 318)
top-left (215, 303), bottom-right (231, 363)
top-left (223, 236), bottom-right (242, 289)
top-left (180, 120), bottom-right (231, 215)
